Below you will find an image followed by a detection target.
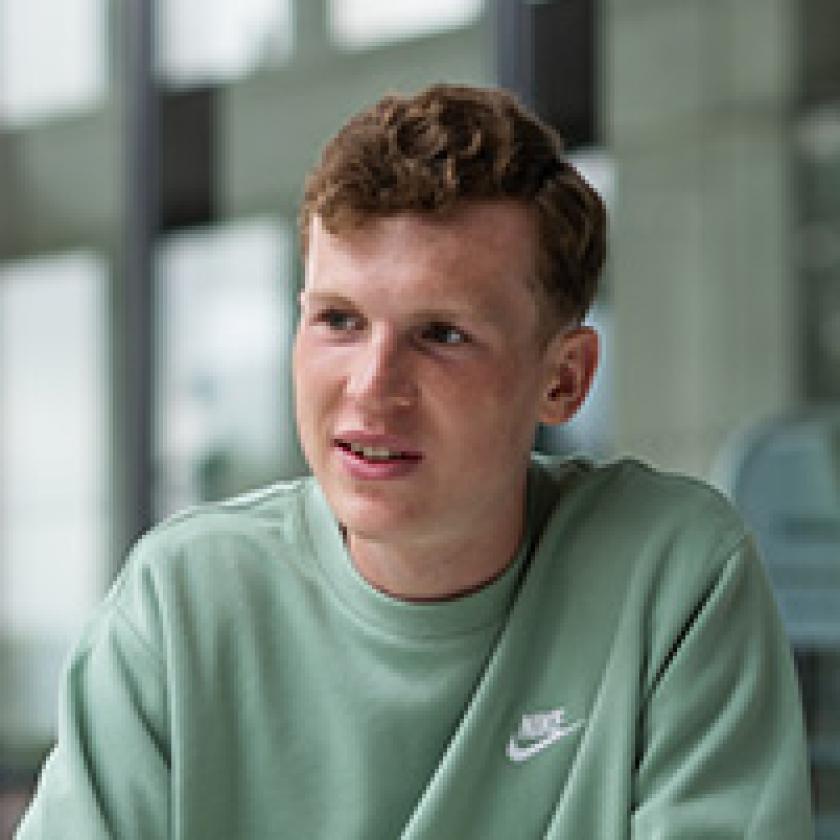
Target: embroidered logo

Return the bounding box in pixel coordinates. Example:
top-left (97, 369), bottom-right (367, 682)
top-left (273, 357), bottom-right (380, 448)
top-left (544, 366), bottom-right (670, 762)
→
top-left (506, 708), bottom-right (584, 763)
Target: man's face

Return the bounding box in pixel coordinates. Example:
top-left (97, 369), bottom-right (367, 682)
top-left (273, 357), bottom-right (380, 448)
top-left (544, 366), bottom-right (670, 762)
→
top-left (293, 201), bottom-right (581, 553)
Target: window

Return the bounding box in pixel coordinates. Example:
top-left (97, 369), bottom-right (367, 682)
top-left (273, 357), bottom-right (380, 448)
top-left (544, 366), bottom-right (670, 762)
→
top-left (0, 251), bottom-right (109, 639)
top-left (0, 251), bottom-right (109, 741)
top-left (0, 0), bottom-right (107, 125)
top-left (154, 218), bottom-right (300, 518)
top-left (157, 0), bottom-right (293, 86)
top-left (329, 0), bottom-right (485, 50)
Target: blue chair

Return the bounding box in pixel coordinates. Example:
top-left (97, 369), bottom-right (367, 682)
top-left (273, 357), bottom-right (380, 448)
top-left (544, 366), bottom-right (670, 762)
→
top-left (712, 410), bottom-right (840, 649)
top-left (712, 410), bottom-right (840, 839)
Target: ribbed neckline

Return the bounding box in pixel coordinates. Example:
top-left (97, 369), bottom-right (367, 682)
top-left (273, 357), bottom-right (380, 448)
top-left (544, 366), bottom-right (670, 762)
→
top-left (301, 468), bottom-right (542, 642)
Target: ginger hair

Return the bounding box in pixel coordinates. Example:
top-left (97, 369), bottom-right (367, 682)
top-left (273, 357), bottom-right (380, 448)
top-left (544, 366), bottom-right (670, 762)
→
top-left (299, 84), bottom-right (606, 328)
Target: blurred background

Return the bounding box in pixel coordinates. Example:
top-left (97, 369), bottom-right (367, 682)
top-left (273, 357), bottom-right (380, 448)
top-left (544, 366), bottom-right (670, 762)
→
top-left (0, 0), bottom-right (838, 835)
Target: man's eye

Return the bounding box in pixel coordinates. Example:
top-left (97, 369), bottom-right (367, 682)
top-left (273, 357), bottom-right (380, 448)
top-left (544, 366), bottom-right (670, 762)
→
top-left (317, 309), bottom-right (360, 331)
top-left (422, 323), bottom-right (469, 345)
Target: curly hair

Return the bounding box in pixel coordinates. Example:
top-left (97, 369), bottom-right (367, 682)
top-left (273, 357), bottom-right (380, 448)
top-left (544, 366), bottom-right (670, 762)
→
top-left (299, 84), bottom-right (606, 328)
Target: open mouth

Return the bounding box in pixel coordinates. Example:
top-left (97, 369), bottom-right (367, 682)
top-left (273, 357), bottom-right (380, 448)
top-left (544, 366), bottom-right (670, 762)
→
top-left (335, 439), bottom-right (422, 464)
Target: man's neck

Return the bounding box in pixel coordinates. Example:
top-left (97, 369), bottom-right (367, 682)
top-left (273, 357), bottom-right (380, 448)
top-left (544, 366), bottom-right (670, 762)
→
top-left (345, 502), bottom-right (526, 603)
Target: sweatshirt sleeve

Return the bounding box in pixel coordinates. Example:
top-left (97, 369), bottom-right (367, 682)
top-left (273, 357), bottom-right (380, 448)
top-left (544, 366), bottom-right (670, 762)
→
top-left (15, 560), bottom-right (170, 839)
top-left (630, 537), bottom-right (814, 838)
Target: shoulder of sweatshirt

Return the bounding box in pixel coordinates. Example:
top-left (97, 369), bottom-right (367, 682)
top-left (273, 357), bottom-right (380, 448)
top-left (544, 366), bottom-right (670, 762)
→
top-left (75, 475), bottom-right (319, 662)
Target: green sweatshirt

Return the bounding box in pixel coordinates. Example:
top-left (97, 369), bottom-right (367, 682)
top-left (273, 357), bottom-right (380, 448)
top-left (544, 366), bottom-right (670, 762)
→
top-left (16, 457), bottom-right (814, 838)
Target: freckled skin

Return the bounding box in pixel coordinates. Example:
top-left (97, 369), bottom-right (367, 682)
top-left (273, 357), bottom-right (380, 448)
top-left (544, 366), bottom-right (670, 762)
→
top-left (293, 201), bottom-right (597, 600)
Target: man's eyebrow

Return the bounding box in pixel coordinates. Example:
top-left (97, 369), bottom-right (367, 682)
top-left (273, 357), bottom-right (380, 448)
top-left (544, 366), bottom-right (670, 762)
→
top-left (299, 291), bottom-right (355, 307)
top-left (410, 304), bottom-right (504, 326)
top-left (301, 290), bottom-right (507, 327)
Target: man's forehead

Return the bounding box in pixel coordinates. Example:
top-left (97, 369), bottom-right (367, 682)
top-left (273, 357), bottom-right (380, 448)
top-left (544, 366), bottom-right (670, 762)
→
top-left (302, 203), bottom-right (544, 328)
top-left (308, 207), bottom-right (536, 290)
top-left (308, 200), bottom-right (538, 252)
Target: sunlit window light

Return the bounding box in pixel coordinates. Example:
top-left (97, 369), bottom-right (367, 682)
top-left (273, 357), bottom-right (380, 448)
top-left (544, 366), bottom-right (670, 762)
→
top-left (154, 218), bottom-right (297, 518)
top-left (157, 0), bottom-right (293, 86)
top-left (329, 0), bottom-right (485, 50)
top-left (0, 0), bottom-right (107, 126)
top-left (0, 251), bottom-right (109, 643)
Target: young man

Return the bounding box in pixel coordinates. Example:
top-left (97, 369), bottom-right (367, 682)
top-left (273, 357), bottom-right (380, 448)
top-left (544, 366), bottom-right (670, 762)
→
top-left (18, 85), bottom-right (813, 838)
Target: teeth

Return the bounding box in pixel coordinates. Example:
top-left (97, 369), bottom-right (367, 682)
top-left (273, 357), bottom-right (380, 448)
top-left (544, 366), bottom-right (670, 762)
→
top-left (348, 443), bottom-right (400, 460)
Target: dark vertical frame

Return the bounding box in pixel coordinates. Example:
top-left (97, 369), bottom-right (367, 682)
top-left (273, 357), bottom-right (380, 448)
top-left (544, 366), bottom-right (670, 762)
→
top-left (495, 0), bottom-right (597, 149)
top-left (160, 87), bottom-right (217, 231)
top-left (115, 1), bottom-right (218, 567)
top-left (118, 0), bottom-right (158, 563)
top-left (796, 3), bottom-right (840, 833)
top-left (799, 0), bottom-right (840, 404)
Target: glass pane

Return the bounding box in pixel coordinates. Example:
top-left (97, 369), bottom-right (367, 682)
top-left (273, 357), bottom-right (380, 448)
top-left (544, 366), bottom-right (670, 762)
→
top-left (0, 251), bottom-right (109, 742)
top-left (154, 218), bottom-right (300, 519)
top-left (329, 0), bottom-right (485, 50)
top-left (157, 0), bottom-right (293, 86)
top-left (0, 0), bottom-right (107, 125)
top-left (0, 252), bottom-right (109, 639)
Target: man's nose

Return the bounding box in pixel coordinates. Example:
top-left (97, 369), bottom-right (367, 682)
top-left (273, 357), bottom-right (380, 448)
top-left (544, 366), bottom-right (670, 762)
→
top-left (346, 330), bottom-right (416, 410)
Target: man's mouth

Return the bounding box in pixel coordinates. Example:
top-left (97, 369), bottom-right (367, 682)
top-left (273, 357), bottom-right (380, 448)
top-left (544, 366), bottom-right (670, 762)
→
top-left (334, 439), bottom-right (422, 463)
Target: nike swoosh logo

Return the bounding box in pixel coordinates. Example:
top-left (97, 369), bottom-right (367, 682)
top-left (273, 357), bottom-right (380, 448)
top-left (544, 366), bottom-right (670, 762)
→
top-left (506, 719), bottom-right (584, 763)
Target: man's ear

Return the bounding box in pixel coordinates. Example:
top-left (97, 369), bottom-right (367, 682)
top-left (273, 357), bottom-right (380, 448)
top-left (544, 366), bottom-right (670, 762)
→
top-left (538, 326), bottom-right (599, 426)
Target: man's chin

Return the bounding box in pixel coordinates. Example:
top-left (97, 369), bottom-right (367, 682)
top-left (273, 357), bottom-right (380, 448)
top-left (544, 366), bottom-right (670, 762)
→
top-left (330, 496), bottom-right (427, 545)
